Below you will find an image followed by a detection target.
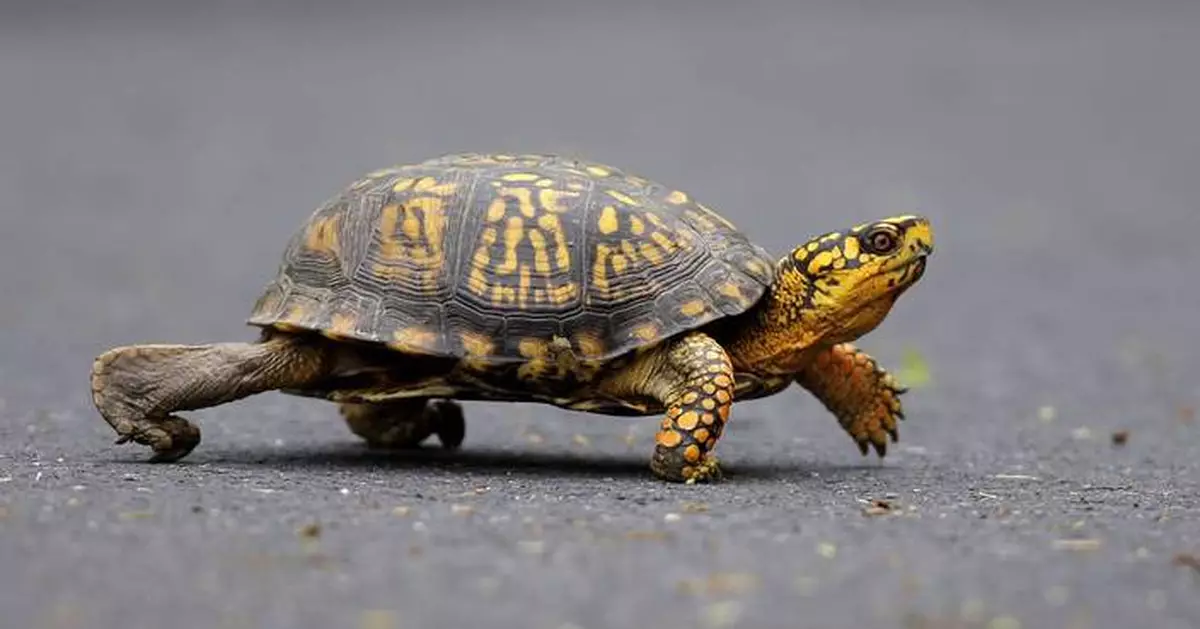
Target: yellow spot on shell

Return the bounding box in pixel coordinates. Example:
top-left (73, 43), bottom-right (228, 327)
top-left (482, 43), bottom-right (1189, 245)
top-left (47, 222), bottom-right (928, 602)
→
top-left (575, 333), bottom-right (605, 358)
top-left (718, 281), bottom-right (744, 302)
top-left (606, 190), bottom-right (640, 206)
top-left (518, 337), bottom-right (548, 358)
top-left (592, 244), bottom-right (612, 294)
top-left (651, 232), bottom-right (677, 253)
top-left (630, 215), bottom-right (645, 235)
top-left (413, 177), bottom-right (458, 196)
top-left (632, 323), bottom-right (659, 342)
top-left (639, 241), bottom-right (664, 265)
top-left (535, 213), bottom-right (571, 270)
top-left (460, 331), bottom-right (494, 357)
top-left (679, 300), bottom-right (707, 317)
top-left (323, 313), bottom-right (356, 338)
top-left (538, 188), bottom-right (579, 214)
top-left (546, 281), bottom-right (578, 305)
top-left (401, 207), bottom-right (421, 240)
top-left (665, 190), bottom-right (689, 204)
top-left (534, 178), bottom-right (554, 187)
top-left (304, 215), bottom-right (340, 256)
top-left (467, 268), bottom-right (488, 295)
top-left (586, 165), bottom-right (611, 177)
top-left (598, 206), bottom-right (619, 235)
top-left (497, 216), bottom-right (525, 274)
top-left (501, 172), bottom-right (540, 182)
top-left (611, 254), bottom-right (628, 274)
top-left (390, 327), bottom-right (438, 352)
top-left (684, 210), bottom-right (714, 232)
top-left (527, 230), bottom-right (552, 274)
top-left (391, 178), bottom-right (415, 193)
top-left (486, 198), bottom-right (507, 222)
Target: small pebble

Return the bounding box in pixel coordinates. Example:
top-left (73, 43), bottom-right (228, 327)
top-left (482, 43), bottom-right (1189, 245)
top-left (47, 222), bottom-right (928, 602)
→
top-left (663, 513), bottom-right (682, 523)
top-left (817, 542), bottom-right (837, 559)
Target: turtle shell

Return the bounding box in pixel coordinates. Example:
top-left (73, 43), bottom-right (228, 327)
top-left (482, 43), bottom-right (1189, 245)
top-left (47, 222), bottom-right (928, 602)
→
top-left (247, 153), bottom-right (776, 364)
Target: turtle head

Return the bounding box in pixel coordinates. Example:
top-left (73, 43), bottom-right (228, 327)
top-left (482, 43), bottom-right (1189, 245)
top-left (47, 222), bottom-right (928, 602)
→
top-left (781, 214), bottom-right (933, 345)
top-left (732, 215), bottom-right (933, 372)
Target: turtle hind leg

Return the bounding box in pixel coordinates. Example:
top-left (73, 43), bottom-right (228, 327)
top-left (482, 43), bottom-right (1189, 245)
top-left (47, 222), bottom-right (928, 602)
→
top-left (339, 398), bottom-right (465, 450)
top-left (90, 335), bottom-right (330, 462)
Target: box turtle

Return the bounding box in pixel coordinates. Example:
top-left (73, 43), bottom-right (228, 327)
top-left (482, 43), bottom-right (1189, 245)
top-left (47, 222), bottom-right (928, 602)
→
top-left (90, 153), bottom-right (934, 483)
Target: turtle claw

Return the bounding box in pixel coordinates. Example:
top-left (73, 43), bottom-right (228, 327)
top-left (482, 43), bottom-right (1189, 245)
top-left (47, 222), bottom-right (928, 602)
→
top-left (113, 415), bottom-right (202, 462)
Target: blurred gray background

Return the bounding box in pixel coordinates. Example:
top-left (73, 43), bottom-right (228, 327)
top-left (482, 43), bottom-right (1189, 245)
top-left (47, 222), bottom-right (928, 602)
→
top-left (1, 1), bottom-right (1198, 628)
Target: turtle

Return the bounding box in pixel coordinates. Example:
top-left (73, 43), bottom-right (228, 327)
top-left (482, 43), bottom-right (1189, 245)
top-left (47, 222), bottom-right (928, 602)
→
top-left (89, 153), bottom-right (934, 483)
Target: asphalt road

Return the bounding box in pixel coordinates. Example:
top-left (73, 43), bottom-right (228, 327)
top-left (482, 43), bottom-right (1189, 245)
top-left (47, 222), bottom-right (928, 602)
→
top-left (2, 1), bottom-right (1199, 628)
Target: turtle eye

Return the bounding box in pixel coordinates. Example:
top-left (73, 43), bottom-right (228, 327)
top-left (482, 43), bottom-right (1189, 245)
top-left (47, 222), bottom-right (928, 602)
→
top-left (864, 225), bottom-right (900, 254)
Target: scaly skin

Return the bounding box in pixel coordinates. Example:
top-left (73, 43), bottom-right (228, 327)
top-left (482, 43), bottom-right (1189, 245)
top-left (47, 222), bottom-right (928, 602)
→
top-left (796, 343), bottom-right (907, 457)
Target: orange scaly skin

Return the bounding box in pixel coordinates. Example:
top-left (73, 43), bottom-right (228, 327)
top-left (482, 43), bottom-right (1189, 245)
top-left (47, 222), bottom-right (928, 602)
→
top-left (649, 333), bottom-right (736, 483)
top-left (796, 343), bottom-right (906, 457)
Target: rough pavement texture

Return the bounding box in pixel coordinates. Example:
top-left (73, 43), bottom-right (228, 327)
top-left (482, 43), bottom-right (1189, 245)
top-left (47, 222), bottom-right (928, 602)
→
top-left (2, 1), bottom-right (1199, 628)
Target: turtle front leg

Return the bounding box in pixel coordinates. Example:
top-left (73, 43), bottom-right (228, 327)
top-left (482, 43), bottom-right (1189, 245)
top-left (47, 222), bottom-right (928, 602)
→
top-left (339, 399), bottom-right (465, 450)
top-left (601, 331), bottom-right (735, 483)
top-left (794, 342), bottom-right (906, 457)
top-left (90, 334), bottom-right (330, 461)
